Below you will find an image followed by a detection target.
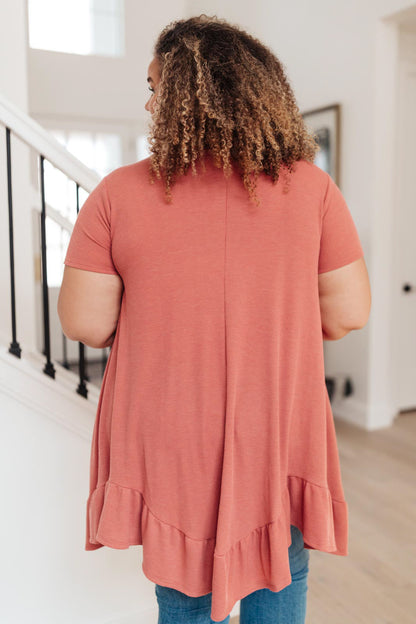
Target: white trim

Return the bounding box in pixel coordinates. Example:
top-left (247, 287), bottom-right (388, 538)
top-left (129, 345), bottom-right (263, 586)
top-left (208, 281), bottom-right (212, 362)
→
top-left (0, 92), bottom-right (100, 192)
top-left (367, 17), bottom-right (401, 428)
top-left (0, 342), bottom-right (100, 441)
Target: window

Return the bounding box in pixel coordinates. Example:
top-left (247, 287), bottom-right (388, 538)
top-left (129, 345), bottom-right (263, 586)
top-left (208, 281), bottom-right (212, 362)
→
top-left (28, 0), bottom-right (125, 57)
top-left (136, 135), bottom-right (151, 161)
top-left (44, 130), bottom-right (122, 286)
top-left (46, 216), bottom-right (71, 288)
top-left (51, 129), bottom-right (122, 179)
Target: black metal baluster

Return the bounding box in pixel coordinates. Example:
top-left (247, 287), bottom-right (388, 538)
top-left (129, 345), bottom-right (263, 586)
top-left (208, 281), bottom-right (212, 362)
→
top-left (39, 155), bottom-right (55, 378)
top-left (6, 127), bottom-right (22, 358)
top-left (61, 333), bottom-right (69, 369)
top-left (101, 348), bottom-right (108, 377)
top-left (77, 342), bottom-right (88, 398)
top-left (74, 182), bottom-right (89, 398)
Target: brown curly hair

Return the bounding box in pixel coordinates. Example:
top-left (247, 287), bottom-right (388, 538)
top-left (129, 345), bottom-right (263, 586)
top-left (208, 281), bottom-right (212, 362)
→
top-left (147, 14), bottom-right (320, 207)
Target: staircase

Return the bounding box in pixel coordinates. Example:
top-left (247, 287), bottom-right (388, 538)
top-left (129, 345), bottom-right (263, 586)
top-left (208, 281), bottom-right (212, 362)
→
top-left (0, 91), bottom-right (110, 399)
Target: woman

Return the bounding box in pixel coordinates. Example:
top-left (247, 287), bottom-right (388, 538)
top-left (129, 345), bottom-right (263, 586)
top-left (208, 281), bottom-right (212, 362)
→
top-left (58, 14), bottom-right (371, 624)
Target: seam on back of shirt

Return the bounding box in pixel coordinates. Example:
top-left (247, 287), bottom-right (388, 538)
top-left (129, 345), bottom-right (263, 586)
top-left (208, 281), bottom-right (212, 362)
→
top-left (320, 171), bottom-right (332, 223)
top-left (224, 173), bottom-right (228, 420)
top-left (102, 175), bottom-right (113, 240)
top-left (319, 172), bottom-right (332, 242)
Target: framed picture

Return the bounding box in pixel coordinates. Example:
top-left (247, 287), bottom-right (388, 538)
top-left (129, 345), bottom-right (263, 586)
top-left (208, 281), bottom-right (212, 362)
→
top-left (302, 103), bottom-right (341, 186)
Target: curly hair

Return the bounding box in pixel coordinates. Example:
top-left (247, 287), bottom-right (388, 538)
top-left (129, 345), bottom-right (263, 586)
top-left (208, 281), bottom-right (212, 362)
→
top-left (147, 14), bottom-right (320, 207)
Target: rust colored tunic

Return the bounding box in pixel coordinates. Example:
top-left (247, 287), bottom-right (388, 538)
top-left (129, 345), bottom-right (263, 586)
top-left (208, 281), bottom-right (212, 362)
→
top-left (63, 153), bottom-right (364, 622)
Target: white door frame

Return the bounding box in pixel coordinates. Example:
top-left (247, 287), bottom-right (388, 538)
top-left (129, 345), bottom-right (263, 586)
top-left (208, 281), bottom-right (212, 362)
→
top-left (367, 16), bottom-right (402, 430)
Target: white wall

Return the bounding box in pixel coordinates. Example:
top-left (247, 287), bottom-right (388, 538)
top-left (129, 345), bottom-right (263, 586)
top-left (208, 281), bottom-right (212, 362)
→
top-left (0, 0), bottom-right (38, 355)
top-left (0, 0), bottom-right (29, 111)
top-left (27, 0), bottom-right (188, 160)
top-left (0, 347), bottom-right (159, 623)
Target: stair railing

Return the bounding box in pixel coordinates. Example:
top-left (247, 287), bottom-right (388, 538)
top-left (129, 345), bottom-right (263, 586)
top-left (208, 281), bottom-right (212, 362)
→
top-left (0, 91), bottom-right (109, 399)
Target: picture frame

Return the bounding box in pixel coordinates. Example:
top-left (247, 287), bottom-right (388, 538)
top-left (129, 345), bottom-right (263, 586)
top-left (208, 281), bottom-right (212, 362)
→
top-left (301, 103), bottom-right (341, 187)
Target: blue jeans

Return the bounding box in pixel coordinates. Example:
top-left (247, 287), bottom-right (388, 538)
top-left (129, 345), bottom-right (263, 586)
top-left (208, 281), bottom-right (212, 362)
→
top-left (155, 524), bottom-right (310, 623)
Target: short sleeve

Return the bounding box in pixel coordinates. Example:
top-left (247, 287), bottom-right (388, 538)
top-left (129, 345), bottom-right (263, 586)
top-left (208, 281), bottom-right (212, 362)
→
top-left (63, 176), bottom-right (119, 275)
top-left (318, 174), bottom-right (364, 274)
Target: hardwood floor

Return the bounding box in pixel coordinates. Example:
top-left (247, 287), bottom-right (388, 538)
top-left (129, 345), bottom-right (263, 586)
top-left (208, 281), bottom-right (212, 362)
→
top-left (231, 411), bottom-right (416, 623)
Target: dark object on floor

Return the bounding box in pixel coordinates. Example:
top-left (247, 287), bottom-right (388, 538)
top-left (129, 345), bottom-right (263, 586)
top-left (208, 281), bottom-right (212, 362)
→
top-left (325, 377), bottom-right (335, 402)
top-left (343, 377), bottom-right (353, 397)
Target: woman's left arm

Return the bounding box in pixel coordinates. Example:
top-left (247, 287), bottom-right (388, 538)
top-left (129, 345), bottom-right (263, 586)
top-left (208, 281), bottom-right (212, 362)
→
top-left (57, 265), bottom-right (124, 349)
